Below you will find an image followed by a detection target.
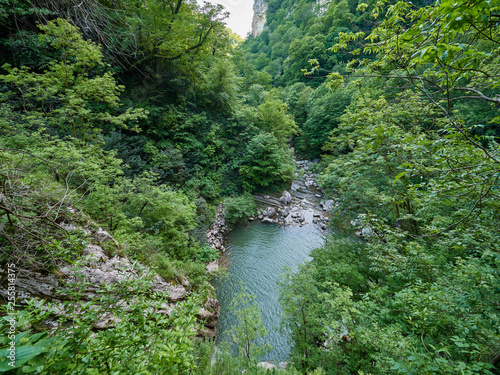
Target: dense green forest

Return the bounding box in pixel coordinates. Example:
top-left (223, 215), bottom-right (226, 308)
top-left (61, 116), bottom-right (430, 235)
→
top-left (0, 0), bottom-right (499, 373)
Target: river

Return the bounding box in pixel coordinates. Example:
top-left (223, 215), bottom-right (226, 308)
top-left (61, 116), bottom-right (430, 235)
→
top-left (212, 161), bottom-right (329, 362)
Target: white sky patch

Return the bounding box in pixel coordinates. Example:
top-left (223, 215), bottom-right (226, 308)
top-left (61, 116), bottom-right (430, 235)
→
top-left (199, 0), bottom-right (254, 38)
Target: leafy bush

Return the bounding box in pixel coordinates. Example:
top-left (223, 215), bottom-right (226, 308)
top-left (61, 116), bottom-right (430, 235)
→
top-left (223, 193), bottom-right (257, 225)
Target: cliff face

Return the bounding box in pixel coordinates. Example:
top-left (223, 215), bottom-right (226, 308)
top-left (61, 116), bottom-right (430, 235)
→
top-left (314, 0), bottom-right (333, 16)
top-left (251, 0), bottom-right (268, 37)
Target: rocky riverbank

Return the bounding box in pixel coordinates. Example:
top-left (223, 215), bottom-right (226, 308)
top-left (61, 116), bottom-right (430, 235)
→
top-left (205, 203), bottom-right (228, 274)
top-left (251, 160), bottom-right (334, 230)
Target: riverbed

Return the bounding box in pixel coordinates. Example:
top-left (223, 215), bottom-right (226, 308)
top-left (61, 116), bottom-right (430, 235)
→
top-left (212, 161), bottom-right (329, 362)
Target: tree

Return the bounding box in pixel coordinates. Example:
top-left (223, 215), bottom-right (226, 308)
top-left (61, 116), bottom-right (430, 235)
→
top-left (228, 291), bottom-right (272, 362)
top-left (239, 132), bottom-right (294, 191)
top-left (257, 98), bottom-right (299, 146)
top-left (125, 0), bottom-right (229, 69)
top-left (330, 0), bottom-right (500, 161)
top-left (0, 19), bottom-right (146, 141)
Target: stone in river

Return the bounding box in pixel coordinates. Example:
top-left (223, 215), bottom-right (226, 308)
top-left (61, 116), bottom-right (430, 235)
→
top-left (262, 217), bottom-right (275, 224)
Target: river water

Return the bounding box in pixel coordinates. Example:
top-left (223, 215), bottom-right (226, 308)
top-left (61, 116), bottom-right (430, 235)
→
top-left (213, 163), bottom-right (327, 362)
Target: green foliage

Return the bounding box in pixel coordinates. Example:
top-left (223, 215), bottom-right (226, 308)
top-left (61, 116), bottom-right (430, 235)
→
top-left (273, 0), bottom-right (500, 373)
top-left (298, 82), bottom-right (351, 158)
top-left (257, 98), bottom-right (299, 146)
top-left (239, 132), bottom-right (295, 191)
top-left (224, 193), bottom-right (258, 225)
top-left (228, 290), bottom-right (272, 362)
top-left (0, 264), bottom-right (203, 374)
top-left (0, 19), bottom-right (147, 141)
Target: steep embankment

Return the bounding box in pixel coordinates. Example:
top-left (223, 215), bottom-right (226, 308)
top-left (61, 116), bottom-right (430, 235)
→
top-left (0, 223), bottom-right (219, 338)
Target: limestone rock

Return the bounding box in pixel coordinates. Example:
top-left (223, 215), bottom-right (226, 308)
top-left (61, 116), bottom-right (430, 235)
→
top-left (263, 206), bottom-right (276, 218)
top-left (168, 285), bottom-right (187, 302)
top-left (94, 313), bottom-right (122, 329)
top-left (95, 227), bottom-right (116, 244)
top-left (1, 271), bottom-right (59, 300)
top-left (84, 244), bottom-right (109, 263)
top-left (321, 199), bottom-right (335, 212)
top-left (262, 217), bottom-right (275, 224)
top-left (278, 206), bottom-right (290, 218)
top-left (206, 261), bottom-right (219, 274)
top-left (197, 307), bottom-right (218, 328)
top-left (279, 190), bottom-right (292, 205)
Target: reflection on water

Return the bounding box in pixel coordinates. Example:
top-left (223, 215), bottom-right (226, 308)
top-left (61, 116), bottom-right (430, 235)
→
top-left (213, 220), bottom-right (325, 361)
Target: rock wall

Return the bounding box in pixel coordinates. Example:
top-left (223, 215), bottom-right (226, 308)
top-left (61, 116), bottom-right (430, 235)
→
top-left (205, 203), bottom-right (227, 274)
top-left (314, 0), bottom-right (333, 16)
top-left (251, 0), bottom-right (268, 37)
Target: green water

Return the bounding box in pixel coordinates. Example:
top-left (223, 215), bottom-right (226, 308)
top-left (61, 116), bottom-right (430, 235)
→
top-left (213, 220), bottom-right (325, 361)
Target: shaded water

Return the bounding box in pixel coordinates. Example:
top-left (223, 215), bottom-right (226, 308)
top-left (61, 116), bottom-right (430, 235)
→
top-left (213, 220), bottom-right (325, 361)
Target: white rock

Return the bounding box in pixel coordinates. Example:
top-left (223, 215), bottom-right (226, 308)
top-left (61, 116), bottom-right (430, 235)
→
top-left (168, 285), bottom-right (187, 302)
top-left (95, 227), bottom-right (115, 243)
top-left (206, 261), bottom-right (219, 274)
top-left (257, 362), bottom-right (277, 371)
top-left (279, 191), bottom-right (292, 205)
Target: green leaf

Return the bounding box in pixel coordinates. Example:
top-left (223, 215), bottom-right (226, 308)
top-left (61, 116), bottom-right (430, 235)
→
top-left (0, 346), bottom-right (47, 372)
top-left (394, 171), bottom-right (407, 183)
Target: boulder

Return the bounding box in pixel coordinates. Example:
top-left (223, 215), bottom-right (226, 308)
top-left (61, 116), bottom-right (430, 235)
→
top-left (168, 285), bottom-right (187, 302)
top-left (278, 206), bottom-right (290, 218)
top-left (95, 227), bottom-right (117, 244)
top-left (279, 190), bottom-right (292, 205)
top-left (262, 217), bottom-right (275, 224)
top-left (322, 200), bottom-right (335, 212)
top-left (206, 261), bottom-right (219, 274)
top-left (263, 207), bottom-right (276, 218)
top-left (197, 307), bottom-right (218, 328)
top-left (205, 297), bottom-right (221, 314)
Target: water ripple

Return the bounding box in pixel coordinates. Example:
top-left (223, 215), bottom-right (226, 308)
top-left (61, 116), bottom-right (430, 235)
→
top-left (213, 221), bottom-right (325, 361)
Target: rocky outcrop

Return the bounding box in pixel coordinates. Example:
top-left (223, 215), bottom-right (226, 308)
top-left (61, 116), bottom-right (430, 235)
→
top-left (262, 217), bottom-right (275, 224)
top-left (0, 240), bottom-right (219, 338)
top-left (252, 0), bottom-right (268, 37)
top-left (95, 227), bottom-right (118, 245)
top-left (206, 203), bottom-right (227, 254)
top-left (314, 0), bottom-right (333, 16)
top-left (205, 203), bottom-right (227, 275)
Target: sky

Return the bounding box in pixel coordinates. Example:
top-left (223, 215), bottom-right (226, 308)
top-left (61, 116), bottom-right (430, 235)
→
top-left (200, 0), bottom-right (254, 38)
